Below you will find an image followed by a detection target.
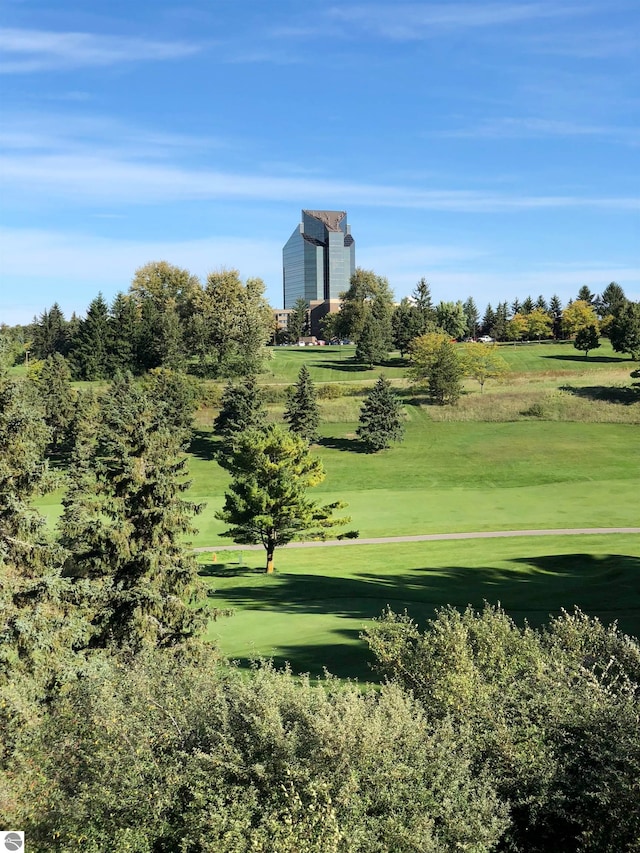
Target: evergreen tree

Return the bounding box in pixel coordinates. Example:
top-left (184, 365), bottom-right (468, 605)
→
top-left (70, 294), bottom-right (111, 380)
top-left (284, 364), bottom-right (320, 443)
top-left (493, 302), bottom-right (509, 342)
top-left (33, 353), bottom-right (77, 453)
top-left (521, 296), bottom-right (534, 315)
top-left (216, 425), bottom-right (349, 572)
top-left (462, 297), bottom-right (479, 339)
top-left (356, 375), bottom-right (405, 452)
top-left (0, 371), bottom-right (85, 707)
top-left (32, 303), bottom-right (68, 360)
top-left (548, 295), bottom-right (563, 339)
top-left (287, 298), bottom-right (309, 343)
top-left (412, 278), bottom-right (436, 331)
top-left (214, 376), bottom-right (266, 451)
top-left (392, 298), bottom-right (423, 356)
top-left (574, 325), bottom-right (600, 357)
top-left (481, 304), bottom-right (497, 336)
top-left (108, 292), bottom-right (139, 375)
top-left (535, 294), bottom-right (548, 312)
top-left (428, 341), bottom-right (463, 405)
top-left (577, 285), bottom-right (596, 307)
top-left (59, 375), bottom-right (205, 652)
top-left (510, 298), bottom-right (521, 317)
top-left (597, 282), bottom-right (626, 319)
top-left (609, 301), bottom-right (640, 359)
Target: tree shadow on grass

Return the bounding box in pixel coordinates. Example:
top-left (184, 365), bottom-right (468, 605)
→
top-left (316, 360), bottom-right (371, 373)
top-left (206, 552), bottom-right (640, 678)
top-left (189, 429), bottom-right (219, 461)
top-left (542, 353), bottom-right (630, 364)
top-left (560, 384), bottom-right (640, 405)
top-left (227, 629), bottom-right (374, 681)
top-left (317, 435), bottom-right (368, 453)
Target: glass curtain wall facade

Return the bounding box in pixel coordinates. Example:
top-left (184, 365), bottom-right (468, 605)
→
top-left (283, 210), bottom-right (355, 308)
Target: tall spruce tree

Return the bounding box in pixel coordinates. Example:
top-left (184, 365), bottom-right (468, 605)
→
top-left (214, 376), bottom-right (266, 452)
top-left (356, 375), bottom-right (405, 452)
top-left (59, 375), bottom-right (205, 652)
top-left (33, 353), bottom-right (77, 454)
top-left (284, 364), bottom-right (320, 443)
top-left (70, 294), bottom-right (111, 380)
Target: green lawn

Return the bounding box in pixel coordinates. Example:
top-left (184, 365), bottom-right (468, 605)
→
top-left (201, 534), bottom-right (640, 679)
top-left (182, 418), bottom-right (640, 546)
top-left (257, 340), bottom-right (634, 387)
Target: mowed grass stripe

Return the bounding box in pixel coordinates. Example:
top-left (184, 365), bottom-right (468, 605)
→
top-left (202, 533), bottom-right (640, 679)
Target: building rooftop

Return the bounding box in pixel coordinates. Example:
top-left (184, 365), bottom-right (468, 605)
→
top-left (302, 210), bottom-right (347, 231)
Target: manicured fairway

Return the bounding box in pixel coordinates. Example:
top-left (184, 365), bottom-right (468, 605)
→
top-left (184, 419), bottom-right (640, 546)
top-left (202, 533), bottom-right (640, 679)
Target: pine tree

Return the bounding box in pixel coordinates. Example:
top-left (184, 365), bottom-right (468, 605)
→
top-left (356, 311), bottom-right (388, 367)
top-left (356, 375), bottom-right (405, 452)
top-left (33, 353), bottom-right (77, 453)
top-left (284, 364), bottom-right (320, 443)
top-left (108, 292), bottom-right (139, 375)
top-left (482, 304), bottom-right (497, 336)
top-left (413, 278), bottom-right (436, 331)
top-left (462, 297), bottom-right (479, 339)
top-left (494, 302), bottom-right (509, 342)
top-left (70, 294), bottom-right (111, 380)
top-left (216, 425), bottom-right (349, 572)
top-left (60, 375), bottom-right (205, 652)
top-left (0, 372), bottom-right (85, 703)
top-left (214, 376), bottom-right (266, 452)
top-left (548, 295), bottom-right (563, 339)
top-left (521, 296), bottom-right (534, 315)
top-left (32, 303), bottom-right (68, 359)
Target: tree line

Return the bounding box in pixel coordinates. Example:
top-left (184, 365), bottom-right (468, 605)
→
top-left (324, 273), bottom-right (640, 367)
top-left (14, 262), bottom-right (274, 380)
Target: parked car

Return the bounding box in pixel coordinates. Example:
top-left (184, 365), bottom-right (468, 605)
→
top-left (478, 335), bottom-right (494, 343)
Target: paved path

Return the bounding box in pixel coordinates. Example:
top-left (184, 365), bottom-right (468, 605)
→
top-left (193, 527), bottom-right (640, 553)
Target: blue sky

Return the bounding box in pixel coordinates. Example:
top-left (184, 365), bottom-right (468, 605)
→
top-left (1, 0), bottom-right (638, 325)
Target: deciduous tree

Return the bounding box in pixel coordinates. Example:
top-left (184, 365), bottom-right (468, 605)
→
top-left (562, 300), bottom-right (598, 338)
top-left (460, 343), bottom-right (509, 392)
top-left (574, 324), bottom-right (600, 357)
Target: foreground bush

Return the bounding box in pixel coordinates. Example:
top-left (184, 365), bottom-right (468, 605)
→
top-left (10, 651), bottom-right (505, 852)
top-left (364, 605), bottom-right (640, 853)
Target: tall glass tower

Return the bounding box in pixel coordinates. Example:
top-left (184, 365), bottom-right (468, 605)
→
top-left (283, 210), bottom-right (355, 308)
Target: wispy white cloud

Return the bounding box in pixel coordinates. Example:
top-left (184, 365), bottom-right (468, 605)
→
top-left (324, 2), bottom-right (590, 40)
top-left (1, 149), bottom-right (638, 212)
top-left (0, 227), bottom-right (284, 320)
top-left (0, 27), bottom-right (201, 73)
top-left (430, 117), bottom-right (640, 144)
